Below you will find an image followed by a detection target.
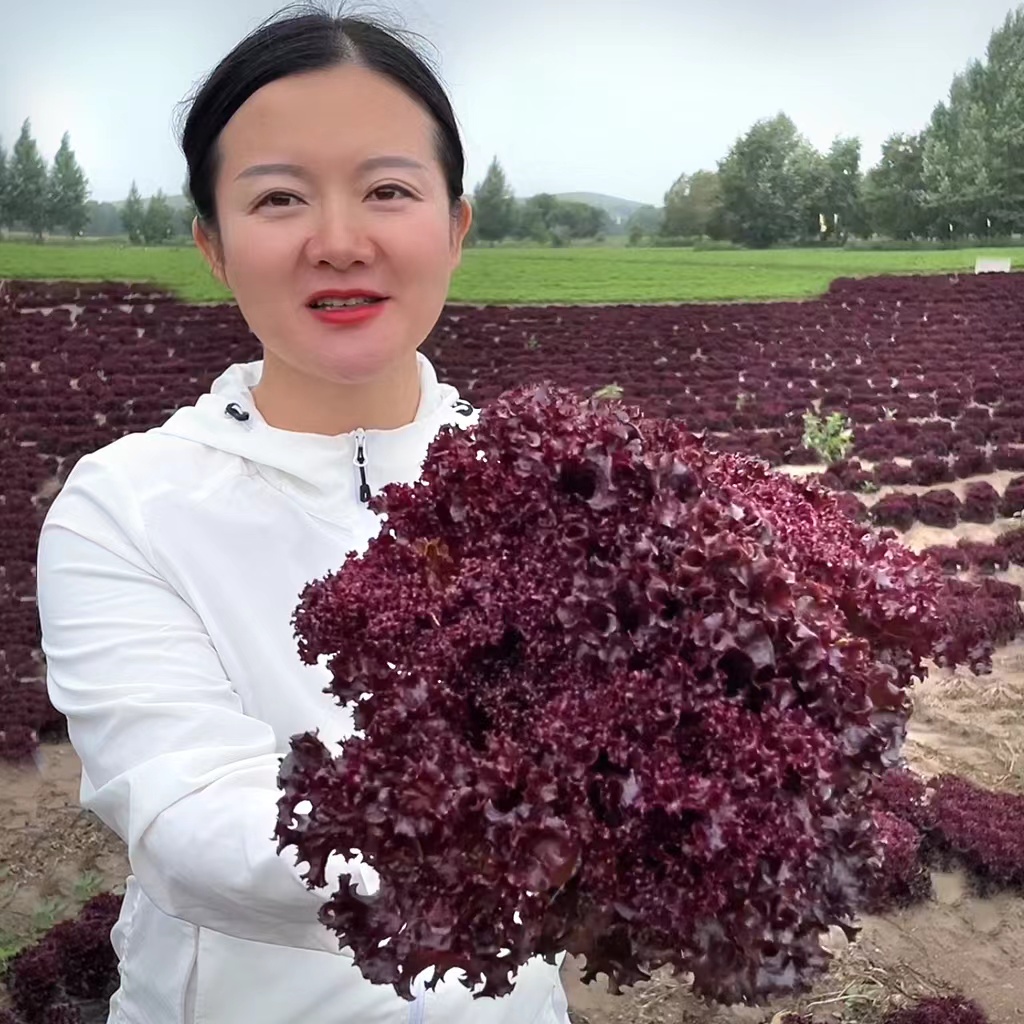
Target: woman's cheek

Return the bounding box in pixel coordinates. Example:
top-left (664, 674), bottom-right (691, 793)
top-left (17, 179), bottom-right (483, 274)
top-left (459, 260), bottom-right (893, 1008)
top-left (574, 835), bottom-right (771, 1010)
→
top-left (245, 233), bottom-right (294, 288)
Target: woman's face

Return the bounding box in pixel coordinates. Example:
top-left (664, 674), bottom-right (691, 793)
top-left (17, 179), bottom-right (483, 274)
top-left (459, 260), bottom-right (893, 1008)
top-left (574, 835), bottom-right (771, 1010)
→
top-left (194, 63), bottom-right (472, 388)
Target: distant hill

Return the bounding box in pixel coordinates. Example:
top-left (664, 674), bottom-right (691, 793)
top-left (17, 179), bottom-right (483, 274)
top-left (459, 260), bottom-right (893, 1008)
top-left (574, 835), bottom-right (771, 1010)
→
top-left (551, 192), bottom-right (649, 225)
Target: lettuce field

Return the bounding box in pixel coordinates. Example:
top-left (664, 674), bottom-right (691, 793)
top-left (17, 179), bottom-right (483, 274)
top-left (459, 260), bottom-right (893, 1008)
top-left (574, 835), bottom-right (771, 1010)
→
top-left (1, 271), bottom-right (1024, 1023)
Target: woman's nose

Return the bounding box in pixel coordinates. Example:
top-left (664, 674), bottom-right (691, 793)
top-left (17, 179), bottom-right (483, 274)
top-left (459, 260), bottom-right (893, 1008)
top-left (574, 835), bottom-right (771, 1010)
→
top-left (305, 202), bottom-right (375, 268)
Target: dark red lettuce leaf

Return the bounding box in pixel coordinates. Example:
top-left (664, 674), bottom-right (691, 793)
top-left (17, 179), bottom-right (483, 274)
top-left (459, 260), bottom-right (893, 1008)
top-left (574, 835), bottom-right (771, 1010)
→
top-left (40, 1008), bottom-right (82, 1024)
top-left (922, 546), bottom-right (970, 574)
top-left (911, 455), bottom-right (953, 486)
top-left (861, 810), bottom-right (932, 912)
top-left (875, 461), bottom-right (915, 486)
top-left (871, 494), bottom-right (918, 531)
top-left (276, 384), bottom-right (983, 1007)
top-left (995, 524), bottom-right (1024, 564)
top-left (917, 490), bottom-right (960, 529)
top-left (3, 891), bottom-right (122, 1020)
top-left (927, 775), bottom-right (1024, 888)
top-left (960, 481), bottom-right (999, 524)
top-left (955, 540), bottom-right (1009, 575)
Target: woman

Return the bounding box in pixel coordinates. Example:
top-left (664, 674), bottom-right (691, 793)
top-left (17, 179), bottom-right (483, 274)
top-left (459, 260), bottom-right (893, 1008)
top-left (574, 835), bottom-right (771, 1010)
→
top-left (35, 4), bottom-right (571, 1022)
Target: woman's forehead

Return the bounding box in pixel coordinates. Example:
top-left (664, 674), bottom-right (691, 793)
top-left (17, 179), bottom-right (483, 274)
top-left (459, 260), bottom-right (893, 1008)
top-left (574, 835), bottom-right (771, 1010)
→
top-left (219, 65), bottom-right (436, 168)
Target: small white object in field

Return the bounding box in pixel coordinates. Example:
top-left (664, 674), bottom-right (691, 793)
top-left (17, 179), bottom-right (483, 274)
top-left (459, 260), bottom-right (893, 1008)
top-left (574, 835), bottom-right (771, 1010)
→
top-left (975, 257), bottom-right (1012, 273)
top-left (817, 923), bottom-right (853, 956)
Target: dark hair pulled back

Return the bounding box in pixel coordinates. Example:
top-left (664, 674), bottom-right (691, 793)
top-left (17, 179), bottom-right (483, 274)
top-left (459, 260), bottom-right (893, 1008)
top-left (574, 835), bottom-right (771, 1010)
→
top-left (177, 2), bottom-right (465, 232)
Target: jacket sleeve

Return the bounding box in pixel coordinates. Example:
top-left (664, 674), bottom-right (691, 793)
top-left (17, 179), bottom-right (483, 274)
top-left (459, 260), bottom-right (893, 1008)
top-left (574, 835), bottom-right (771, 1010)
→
top-left (35, 451), bottom-right (374, 953)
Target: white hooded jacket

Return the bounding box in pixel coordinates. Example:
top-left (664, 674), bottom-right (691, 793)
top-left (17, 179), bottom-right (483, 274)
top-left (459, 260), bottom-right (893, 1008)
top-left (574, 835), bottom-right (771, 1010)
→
top-left (36, 352), bottom-right (570, 1024)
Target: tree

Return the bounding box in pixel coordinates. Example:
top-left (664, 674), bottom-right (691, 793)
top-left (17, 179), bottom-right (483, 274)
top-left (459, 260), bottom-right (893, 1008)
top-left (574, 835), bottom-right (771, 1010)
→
top-left (471, 157), bottom-right (516, 243)
top-left (547, 200), bottom-right (608, 241)
top-left (922, 73), bottom-right (996, 237)
top-left (906, 10), bottom-right (1024, 238)
top-left (625, 204), bottom-right (664, 239)
top-left (662, 171), bottom-right (723, 237)
top-left (84, 201), bottom-right (123, 237)
top-left (122, 181), bottom-right (145, 244)
top-left (716, 114), bottom-right (821, 247)
top-left (142, 189), bottom-right (175, 244)
top-left (788, 143), bottom-right (830, 242)
top-left (8, 119), bottom-right (51, 241)
top-left (47, 132), bottom-right (89, 237)
top-left (516, 193), bottom-right (556, 243)
top-left (982, 7), bottom-right (1024, 232)
top-left (0, 142), bottom-right (9, 234)
top-left (820, 137), bottom-right (866, 242)
top-left (180, 176), bottom-right (197, 235)
top-left (862, 133), bottom-right (929, 239)
top-left (508, 194), bottom-right (608, 245)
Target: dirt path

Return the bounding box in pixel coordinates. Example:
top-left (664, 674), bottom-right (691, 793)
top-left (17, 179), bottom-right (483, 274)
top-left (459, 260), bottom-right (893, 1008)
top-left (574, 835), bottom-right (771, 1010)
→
top-left (0, 743), bottom-right (128, 954)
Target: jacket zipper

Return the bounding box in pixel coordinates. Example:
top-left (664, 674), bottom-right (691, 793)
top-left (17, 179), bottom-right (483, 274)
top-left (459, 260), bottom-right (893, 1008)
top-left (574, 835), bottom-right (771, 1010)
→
top-left (407, 974), bottom-right (426, 1024)
top-left (354, 399), bottom-right (471, 505)
top-left (354, 428), bottom-right (371, 503)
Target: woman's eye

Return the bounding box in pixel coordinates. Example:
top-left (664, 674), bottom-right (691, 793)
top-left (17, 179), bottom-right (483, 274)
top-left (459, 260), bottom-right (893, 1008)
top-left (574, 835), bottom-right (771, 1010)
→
top-left (254, 186), bottom-right (412, 208)
top-left (257, 192), bottom-right (300, 209)
top-left (369, 184), bottom-right (413, 202)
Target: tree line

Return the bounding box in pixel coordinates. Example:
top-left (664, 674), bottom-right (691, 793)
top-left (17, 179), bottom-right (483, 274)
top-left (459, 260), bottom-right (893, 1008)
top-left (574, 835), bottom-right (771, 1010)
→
top-left (0, 118), bottom-right (196, 245)
top-left (468, 162), bottom-right (614, 245)
top-left (84, 181), bottom-right (196, 245)
top-left (0, 121), bottom-right (89, 241)
top-left (652, 6), bottom-right (1024, 247)
top-left (479, 6), bottom-right (1024, 249)
top-left (6, 5), bottom-right (1024, 249)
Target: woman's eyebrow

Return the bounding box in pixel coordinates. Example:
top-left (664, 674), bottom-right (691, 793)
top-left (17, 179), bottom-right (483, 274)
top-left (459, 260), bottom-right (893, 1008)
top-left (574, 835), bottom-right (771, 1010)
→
top-left (234, 156), bottom-right (427, 182)
top-left (234, 163), bottom-right (311, 182)
top-left (357, 155), bottom-right (428, 173)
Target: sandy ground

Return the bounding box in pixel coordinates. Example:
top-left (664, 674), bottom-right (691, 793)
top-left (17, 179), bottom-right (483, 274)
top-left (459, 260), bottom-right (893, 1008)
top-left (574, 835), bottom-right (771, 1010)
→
top-left (2, 464), bottom-right (1023, 1022)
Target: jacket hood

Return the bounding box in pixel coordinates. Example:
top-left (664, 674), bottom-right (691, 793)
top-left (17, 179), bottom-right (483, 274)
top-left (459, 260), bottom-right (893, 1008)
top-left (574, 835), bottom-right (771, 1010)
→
top-left (156, 351), bottom-right (475, 507)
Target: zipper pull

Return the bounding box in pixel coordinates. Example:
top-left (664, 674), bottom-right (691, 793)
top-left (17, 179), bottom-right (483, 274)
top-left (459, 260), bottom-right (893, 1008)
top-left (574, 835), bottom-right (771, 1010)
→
top-left (354, 428), bottom-right (371, 503)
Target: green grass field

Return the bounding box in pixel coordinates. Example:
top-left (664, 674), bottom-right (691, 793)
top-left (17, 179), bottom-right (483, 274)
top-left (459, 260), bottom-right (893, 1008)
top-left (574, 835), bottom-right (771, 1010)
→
top-left (0, 240), bottom-right (1019, 305)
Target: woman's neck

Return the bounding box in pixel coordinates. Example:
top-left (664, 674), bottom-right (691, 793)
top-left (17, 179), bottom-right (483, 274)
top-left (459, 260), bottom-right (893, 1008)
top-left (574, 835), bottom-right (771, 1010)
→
top-left (249, 351), bottom-right (422, 436)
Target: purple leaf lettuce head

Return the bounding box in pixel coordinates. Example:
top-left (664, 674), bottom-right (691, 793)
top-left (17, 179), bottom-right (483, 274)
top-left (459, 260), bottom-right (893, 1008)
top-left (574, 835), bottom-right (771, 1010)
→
top-left (276, 383), bottom-right (981, 1005)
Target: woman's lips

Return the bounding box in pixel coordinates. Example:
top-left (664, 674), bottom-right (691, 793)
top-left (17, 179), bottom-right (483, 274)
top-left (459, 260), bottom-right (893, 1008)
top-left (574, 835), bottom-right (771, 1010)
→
top-left (307, 298), bottom-right (389, 326)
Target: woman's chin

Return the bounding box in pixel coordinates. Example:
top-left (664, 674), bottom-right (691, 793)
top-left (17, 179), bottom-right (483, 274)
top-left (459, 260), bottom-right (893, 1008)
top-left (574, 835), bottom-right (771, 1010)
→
top-left (303, 348), bottom-right (418, 387)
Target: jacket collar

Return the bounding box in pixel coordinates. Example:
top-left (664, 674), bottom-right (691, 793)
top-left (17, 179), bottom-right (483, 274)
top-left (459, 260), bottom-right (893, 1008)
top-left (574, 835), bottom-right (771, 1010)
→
top-left (156, 352), bottom-right (475, 510)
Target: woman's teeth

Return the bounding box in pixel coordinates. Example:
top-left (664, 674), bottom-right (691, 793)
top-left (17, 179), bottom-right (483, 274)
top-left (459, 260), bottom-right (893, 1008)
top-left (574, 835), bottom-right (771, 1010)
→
top-left (313, 298), bottom-right (380, 309)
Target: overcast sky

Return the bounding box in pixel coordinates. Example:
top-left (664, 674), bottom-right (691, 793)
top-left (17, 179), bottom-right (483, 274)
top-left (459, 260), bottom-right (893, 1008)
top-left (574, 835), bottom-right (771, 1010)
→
top-left (2, 0), bottom-right (1020, 207)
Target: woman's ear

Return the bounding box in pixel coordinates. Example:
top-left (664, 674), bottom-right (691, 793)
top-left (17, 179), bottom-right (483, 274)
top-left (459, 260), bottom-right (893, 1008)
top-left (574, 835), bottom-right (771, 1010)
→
top-left (450, 197), bottom-right (473, 270)
top-left (192, 216), bottom-right (229, 288)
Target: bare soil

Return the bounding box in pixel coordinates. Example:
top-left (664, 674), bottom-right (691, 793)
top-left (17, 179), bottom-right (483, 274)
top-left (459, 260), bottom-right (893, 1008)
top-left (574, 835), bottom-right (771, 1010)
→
top-left (0, 743), bottom-right (128, 949)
